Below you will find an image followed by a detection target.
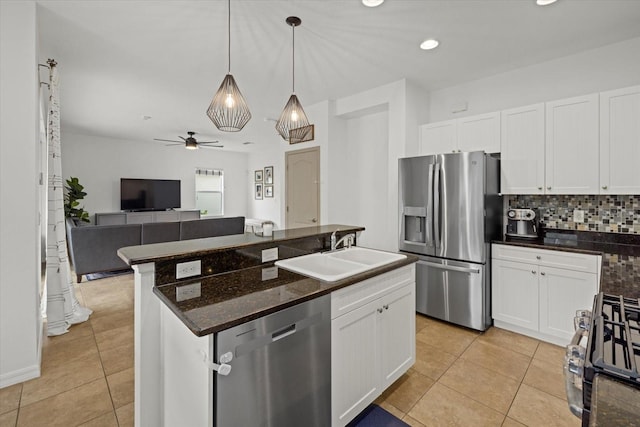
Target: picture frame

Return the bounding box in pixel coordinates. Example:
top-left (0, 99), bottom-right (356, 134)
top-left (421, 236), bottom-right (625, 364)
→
top-left (265, 185), bottom-right (273, 198)
top-left (264, 166), bottom-right (274, 185)
top-left (254, 170), bottom-right (263, 182)
top-left (255, 183), bottom-right (263, 200)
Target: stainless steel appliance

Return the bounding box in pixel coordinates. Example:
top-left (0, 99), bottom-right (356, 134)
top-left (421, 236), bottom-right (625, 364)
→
top-left (506, 208), bottom-right (538, 238)
top-left (398, 151), bottom-right (502, 331)
top-left (564, 293), bottom-right (640, 426)
top-left (214, 295), bottom-right (331, 427)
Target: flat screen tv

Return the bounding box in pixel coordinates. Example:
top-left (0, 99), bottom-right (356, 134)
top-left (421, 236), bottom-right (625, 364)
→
top-left (120, 178), bottom-right (181, 211)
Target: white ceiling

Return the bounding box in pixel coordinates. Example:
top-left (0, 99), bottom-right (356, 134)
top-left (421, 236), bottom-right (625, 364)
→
top-left (36, 0), bottom-right (640, 152)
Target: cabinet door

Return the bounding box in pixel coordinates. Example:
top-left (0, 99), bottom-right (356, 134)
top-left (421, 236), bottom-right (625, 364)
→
top-left (545, 94), bottom-right (599, 194)
top-left (331, 302), bottom-right (380, 427)
top-left (457, 112), bottom-right (500, 153)
top-left (491, 259), bottom-right (539, 330)
top-left (378, 283), bottom-right (415, 390)
top-left (153, 211), bottom-right (180, 222)
top-left (95, 212), bottom-right (126, 225)
top-left (500, 104), bottom-right (545, 194)
top-left (539, 267), bottom-right (598, 341)
top-left (600, 85), bottom-right (640, 194)
top-left (419, 120), bottom-right (457, 155)
top-left (179, 210), bottom-right (200, 221)
top-left (126, 211), bottom-right (154, 224)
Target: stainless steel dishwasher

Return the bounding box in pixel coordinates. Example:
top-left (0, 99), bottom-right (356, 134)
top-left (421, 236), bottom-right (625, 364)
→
top-left (214, 294), bottom-right (331, 427)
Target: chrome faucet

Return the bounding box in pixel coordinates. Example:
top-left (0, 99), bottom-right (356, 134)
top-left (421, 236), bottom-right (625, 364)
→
top-left (330, 231), bottom-right (355, 251)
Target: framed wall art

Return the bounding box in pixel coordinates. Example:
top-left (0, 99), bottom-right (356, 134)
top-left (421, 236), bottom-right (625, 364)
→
top-left (255, 183), bottom-right (263, 200)
top-left (265, 185), bottom-right (273, 198)
top-left (254, 170), bottom-right (263, 182)
top-left (264, 166), bottom-right (274, 185)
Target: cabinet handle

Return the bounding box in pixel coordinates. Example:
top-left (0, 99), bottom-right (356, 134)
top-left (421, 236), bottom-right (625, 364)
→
top-left (531, 270), bottom-right (537, 274)
top-left (602, 186), bottom-right (608, 190)
top-left (547, 186), bottom-right (552, 190)
top-left (383, 304), bottom-right (389, 310)
top-left (540, 272), bottom-right (546, 276)
top-left (452, 150), bottom-right (456, 153)
top-left (536, 256), bottom-right (541, 260)
top-left (538, 187), bottom-right (543, 191)
top-left (377, 308), bottom-right (383, 313)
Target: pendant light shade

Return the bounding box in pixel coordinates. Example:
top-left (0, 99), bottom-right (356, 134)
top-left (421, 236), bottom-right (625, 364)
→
top-left (276, 16), bottom-right (309, 141)
top-left (207, 0), bottom-right (251, 132)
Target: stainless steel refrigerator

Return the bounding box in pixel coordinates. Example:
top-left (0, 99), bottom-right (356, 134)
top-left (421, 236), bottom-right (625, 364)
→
top-left (398, 151), bottom-right (502, 331)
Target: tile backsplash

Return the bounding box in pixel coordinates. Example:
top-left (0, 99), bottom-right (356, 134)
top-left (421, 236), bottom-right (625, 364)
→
top-left (508, 195), bottom-right (640, 235)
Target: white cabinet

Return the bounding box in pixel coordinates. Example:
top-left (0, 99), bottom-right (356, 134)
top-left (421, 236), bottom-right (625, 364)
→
top-left (545, 94), bottom-right (600, 194)
top-left (492, 244), bottom-right (600, 346)
top-left (331, 265), bottom-right (415, 427)
top-left (419, 112), bottom-right (499, 155)
top-left (600, 85), bottom-right (640, 194)
top-left (500, 103), bottom-right (545, 194)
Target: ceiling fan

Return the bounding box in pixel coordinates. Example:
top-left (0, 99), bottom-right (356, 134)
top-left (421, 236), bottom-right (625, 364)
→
top-left (153, 131), bottom-right (223, 149)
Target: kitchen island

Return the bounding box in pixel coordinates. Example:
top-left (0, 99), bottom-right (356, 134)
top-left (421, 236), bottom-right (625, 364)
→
top-left (118, 224), bottom-right (417, 427)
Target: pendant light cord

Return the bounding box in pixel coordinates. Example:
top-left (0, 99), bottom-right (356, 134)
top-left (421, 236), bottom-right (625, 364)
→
top-left (227, 0), bottom-right (231, 74)
top-left (292, 23), bottom-right (295, 93)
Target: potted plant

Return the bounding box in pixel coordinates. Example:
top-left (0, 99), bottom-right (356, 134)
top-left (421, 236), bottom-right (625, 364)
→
top-left (64, 176), bottom-right (90, 223)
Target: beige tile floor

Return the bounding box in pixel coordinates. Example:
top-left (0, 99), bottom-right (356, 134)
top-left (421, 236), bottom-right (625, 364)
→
top-left (0, 273), bottom-right (579, 427)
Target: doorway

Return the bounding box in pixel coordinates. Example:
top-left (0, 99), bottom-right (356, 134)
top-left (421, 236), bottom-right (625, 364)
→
top-left (285, 147), bottom-right (320, 229)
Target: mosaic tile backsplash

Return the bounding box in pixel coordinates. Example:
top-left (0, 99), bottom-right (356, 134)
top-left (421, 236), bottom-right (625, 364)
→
top-left (508, 195), bottom-right (640, 235)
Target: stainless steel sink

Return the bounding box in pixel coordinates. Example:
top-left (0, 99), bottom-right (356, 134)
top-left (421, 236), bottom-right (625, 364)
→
top-left (275, 247), bottom-right (406, 282)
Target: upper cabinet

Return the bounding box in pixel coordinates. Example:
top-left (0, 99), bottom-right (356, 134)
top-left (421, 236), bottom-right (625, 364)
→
top-left (419, 112), bottom-right (499, 155)
top-left (545, 94), bottom-right (600, 194)
top-left (599, 85), bottom-right (640, 194)
top-left (500, 103), bottom-right (545, 194)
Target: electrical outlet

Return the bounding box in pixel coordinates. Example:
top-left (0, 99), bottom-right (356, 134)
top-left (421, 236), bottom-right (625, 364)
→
top-left (261, 247), bottom-right (278, 263)
top-left (573, 209), bottom-right (585, 223)
top-left (176, 282), bottom-right (201, 301)
top-left (176, 260), bottom-right (201, 279)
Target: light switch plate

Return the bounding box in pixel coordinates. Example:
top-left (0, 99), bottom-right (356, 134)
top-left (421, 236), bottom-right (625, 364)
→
top-left (176, 260), bottom-right (201, 279)
top-left (261, 247), bottom-right (278, 263)
top-left (573, 209), bottom-right (585, 223)
top-left (176, 282), bottom-right (201, 301)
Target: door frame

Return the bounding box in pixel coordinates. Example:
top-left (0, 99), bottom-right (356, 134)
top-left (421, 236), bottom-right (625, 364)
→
top-left (285, 146), bottom-right (320, 229)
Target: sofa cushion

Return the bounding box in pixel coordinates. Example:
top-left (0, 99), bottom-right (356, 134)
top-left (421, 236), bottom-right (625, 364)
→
top-left (180, 216), bottom-right (245, 240)
top-left (69, 223), bottom-right (142, 276)
top-left (142, 222), bottom-right (181, 245)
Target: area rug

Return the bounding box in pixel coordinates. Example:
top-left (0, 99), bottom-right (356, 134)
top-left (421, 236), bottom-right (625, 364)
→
top-left (346, 404), bottom-right (410, 427)
top-left (85, 269), bottom-right (133, 281)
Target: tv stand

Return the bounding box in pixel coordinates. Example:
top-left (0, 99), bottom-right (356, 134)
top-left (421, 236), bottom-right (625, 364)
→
top-left (95, 210), bottom-right (200, 225)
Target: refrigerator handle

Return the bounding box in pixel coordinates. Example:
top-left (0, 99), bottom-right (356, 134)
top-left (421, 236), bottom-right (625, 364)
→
top-left (433, 162), bottom-right (441, 249)
top-left (426, 163), bottom-right (434, 246)
top-left (417, 260), bottom-right (480, 274)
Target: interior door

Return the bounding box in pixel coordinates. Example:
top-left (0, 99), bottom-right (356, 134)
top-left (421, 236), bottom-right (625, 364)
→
top-left (285, 147), bottom-right (320, 229)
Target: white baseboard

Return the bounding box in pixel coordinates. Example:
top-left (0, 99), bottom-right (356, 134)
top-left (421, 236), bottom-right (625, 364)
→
top-left (0, 364), bottom-right (40, 388)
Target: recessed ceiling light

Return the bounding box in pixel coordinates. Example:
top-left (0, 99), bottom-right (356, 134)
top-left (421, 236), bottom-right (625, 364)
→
top-left (536, 0), bottom-right (558, 5)
top-left (362, 0), bottom-right (384, 7)
top-left (420, 39), bottom-right (439, 50)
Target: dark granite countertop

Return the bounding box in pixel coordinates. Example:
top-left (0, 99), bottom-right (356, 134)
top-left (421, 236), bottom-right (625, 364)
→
top-left (493, 229), bottom-right (640, 299)
top-left (153, 254), bottom-right (417, 336)
top-left (590, 375), bottom-right (640, 426)
top-left (118, 224), bottom-right (365, 265)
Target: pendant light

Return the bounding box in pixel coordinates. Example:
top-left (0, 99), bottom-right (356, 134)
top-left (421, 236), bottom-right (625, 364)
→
top-left (275, 16), bottom-right (310, 141)
top-left (207, 0), bottom-right (251, 132)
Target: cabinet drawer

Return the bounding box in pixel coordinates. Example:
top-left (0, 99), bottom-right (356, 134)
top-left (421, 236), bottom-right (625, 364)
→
top-left (493, 244), bottom-right (599, 274)
top-left (331, 265), bottom-right (414, 320)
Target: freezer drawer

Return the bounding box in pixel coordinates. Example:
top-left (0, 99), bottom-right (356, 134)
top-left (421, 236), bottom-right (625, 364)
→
top-left (415, 255), bottom-right (490, 331)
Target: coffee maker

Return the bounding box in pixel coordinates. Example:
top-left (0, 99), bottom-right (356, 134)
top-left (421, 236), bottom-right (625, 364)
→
top-left (506, 208), bottom-right (538, 238)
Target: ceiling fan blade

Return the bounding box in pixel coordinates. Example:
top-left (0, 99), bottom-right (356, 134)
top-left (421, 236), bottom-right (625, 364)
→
top-left (179, 136), bottom-right (187, 141)
top-left (165, 143), bottom-right (183, 146)
top-left (200, 145), bottom-right (224, 149)
top-left (198, 141), bottom-right (220, 145)
top-left (154, 138), bottom-right (181, 143)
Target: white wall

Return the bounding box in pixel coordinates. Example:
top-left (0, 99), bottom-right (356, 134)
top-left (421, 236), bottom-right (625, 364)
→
top-left (429, 37), bottom-right (640, 122)
top-left (61, 133), bottom-right (249, 219)
top-left (0, 0), bottom-right (42, 387)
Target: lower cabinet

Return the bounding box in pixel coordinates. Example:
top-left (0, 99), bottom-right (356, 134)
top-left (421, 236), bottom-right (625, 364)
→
top-left (331, 265), bottom-right (416, 427)
top-left (492, 244), bottom-right (600, 346)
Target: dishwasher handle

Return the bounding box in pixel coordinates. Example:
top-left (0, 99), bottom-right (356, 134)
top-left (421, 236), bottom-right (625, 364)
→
top-left (272, 324), bottom-right (296, 342)
top-left (417, 260), bottom-right (480, 274)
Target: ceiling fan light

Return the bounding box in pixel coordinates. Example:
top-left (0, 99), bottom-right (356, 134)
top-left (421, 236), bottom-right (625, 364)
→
top-left (536, 0), bottom-right (557, 5)
top-left (362, 0), bottom-right (384, 7)
top-left (207, 73), bottom-right (252, 132)
top-left (276, 94), bottom-right (309, 141)
top-left (185, 140), bottom-right (199, 150)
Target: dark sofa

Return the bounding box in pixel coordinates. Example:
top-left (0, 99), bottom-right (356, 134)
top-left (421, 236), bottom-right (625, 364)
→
top-left (66, 216), bottom-right (245, 282)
